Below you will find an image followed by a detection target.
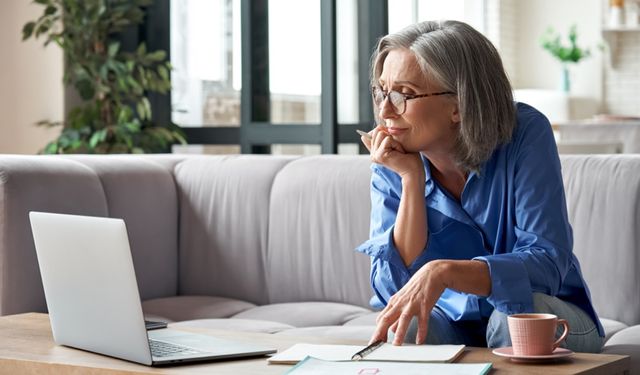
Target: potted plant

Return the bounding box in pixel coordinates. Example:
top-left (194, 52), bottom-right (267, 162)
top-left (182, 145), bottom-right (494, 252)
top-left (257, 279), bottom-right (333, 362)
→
top-left (539, 24), bottom-right (591, 93)
top-left (23, 0), bottom-right (185, 154)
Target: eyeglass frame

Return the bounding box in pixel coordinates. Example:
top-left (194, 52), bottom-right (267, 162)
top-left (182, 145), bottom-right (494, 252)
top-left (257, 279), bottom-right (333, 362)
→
top-left (371, 85), bottom-right (456, 115)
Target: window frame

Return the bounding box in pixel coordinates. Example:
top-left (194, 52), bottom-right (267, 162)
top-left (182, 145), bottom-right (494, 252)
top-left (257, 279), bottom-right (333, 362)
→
top-left (142, 0), bottom-right (388, 154)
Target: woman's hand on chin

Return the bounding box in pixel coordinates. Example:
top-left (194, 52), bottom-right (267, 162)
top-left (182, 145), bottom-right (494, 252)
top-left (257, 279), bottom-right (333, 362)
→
top-left (365, 125), bottom-right (424, 181)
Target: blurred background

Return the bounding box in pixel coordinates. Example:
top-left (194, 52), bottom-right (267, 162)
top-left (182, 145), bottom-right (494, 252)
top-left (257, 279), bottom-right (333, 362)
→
top-left (1, 0), bottom-right (638, 155)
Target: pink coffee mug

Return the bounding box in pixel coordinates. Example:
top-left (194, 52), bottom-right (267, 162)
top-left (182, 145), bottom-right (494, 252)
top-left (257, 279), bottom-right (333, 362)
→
top-left (507, 313), bottom-right (570, 356)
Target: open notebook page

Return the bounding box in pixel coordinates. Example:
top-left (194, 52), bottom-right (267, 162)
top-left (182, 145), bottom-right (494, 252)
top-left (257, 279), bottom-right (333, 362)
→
top-left (268, 343), bottom-right (465, 364)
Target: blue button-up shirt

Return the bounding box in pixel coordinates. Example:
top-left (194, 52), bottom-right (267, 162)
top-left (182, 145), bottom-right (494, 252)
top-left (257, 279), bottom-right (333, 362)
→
top-left (356, 102), bottom-right (604, 337)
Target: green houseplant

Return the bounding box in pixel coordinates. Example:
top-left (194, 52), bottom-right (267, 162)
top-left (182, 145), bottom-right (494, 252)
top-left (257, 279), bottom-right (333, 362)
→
top-left (23, 0), bottom-right (185, 154)
top-left (539, 24), bottom-right (591, 93)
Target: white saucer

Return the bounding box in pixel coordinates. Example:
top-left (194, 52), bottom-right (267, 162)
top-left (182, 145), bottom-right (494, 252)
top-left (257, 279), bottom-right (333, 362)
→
top-left (492, 347), bottom-right (574, 362)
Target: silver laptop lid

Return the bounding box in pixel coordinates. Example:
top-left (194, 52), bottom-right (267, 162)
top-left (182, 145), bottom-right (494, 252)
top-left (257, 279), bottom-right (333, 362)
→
top-left (30, 212), bottom-right (153, 365)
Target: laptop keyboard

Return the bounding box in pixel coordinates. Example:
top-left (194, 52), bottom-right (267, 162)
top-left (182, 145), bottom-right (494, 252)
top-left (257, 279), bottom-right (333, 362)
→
top-left (149, 339), bottom-right (207, 358)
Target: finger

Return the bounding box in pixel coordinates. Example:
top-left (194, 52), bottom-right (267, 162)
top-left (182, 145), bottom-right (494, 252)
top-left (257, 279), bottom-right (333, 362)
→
top-left (371, 129), bottom-right (385, 152)
top-left (361, 134), bottom-right (372, 152)
top-left (390, 321), bottom-right (398, 333)
top-left (375, 304), bottom-right (398, 326)
top-left (372, 306), bottom-right (399, 344)
top-left (392, 312), bottom-right (414, 346)
top-left (415, 308), bottom-right (430, 345)
top-left (378, 135), bottom-right (397, 160)
top-left (370, 126), bottom-right (381, 143)
top-left (368, 129), bottom-right (379, 158)
top-left (388, 136), bottom-right (405, 153)
top-left (375, 302), bottom-right (393, 324)
top-left (372, 126), bottom-right (389, 147)
top-left (370, 320), bottom-right (390, 344)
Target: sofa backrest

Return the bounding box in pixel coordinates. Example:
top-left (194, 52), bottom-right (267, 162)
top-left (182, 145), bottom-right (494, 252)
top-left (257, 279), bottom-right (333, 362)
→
top-left (265, 155), bottom-right (372, 308)
top-left (167, 155), bottom-right (373, 308)
top-left (561, 155), bottom-right (640, 326)
top-left (1, 154), bottom-right (639, 325)
top-left (172, 153), bottom-right (640, 320)
top-left (172, 155), bottom-right (295, 305)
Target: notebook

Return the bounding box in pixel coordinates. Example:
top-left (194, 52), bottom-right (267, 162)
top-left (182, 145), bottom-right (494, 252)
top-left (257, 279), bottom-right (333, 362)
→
top-left (268, 343), bottom-right (465, 364)
top-left (29, 211), bottom-right (277, 366)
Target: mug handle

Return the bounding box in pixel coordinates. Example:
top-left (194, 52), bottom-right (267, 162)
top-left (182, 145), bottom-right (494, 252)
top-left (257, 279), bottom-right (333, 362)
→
top-left (552, 318), bottom-right (570, 350)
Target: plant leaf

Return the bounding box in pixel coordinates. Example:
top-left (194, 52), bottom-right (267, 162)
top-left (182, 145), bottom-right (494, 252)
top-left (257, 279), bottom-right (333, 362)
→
top-left (136, 42), bottom-right (147, 56)
top-left (147, 50), bottom-right (166, 62)
top-left (43, 142), bottom-right (58, 154)
top-left (108, 42), bottom-right (120, 57)
top-left (158, 65), bottom-right (169, 80)
top-left (22, 22), bottom-right (36, 40)
top-left (44, 5), bottom-right (57, 16)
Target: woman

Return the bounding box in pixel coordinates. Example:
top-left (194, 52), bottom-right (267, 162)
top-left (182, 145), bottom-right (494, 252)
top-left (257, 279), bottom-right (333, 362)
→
top-left (356, 20), bottom-right (603, 352)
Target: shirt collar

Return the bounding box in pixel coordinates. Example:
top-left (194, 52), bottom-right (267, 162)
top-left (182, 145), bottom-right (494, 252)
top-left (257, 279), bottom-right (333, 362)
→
top-left (421, 153), bottom-right (484, 193)
top-left (421, 157), bottom-right (479, 229)
top-left (420, 153), bottom-right (435, 196)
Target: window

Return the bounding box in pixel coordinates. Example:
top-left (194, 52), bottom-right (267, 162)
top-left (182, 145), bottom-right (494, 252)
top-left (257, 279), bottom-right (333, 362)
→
top-left (269, 0), bottom-right (321, 125)
top-left (144, 0), bottom-right (485, 155)
top-left (170, 0), bottom-right (241, 127)
top-left (337, 0), bottom-right (359, 125)
top-left (389, 0), bottom-right (486, 34)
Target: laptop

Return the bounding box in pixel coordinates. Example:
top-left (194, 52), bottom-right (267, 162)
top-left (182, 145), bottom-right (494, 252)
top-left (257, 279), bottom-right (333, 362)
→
top-left (29, 211), bottom-right (277, 366)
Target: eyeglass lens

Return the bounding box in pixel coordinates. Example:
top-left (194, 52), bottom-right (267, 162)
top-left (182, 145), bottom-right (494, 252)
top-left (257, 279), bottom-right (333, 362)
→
top-left (373, 88), bottom-right (405, 114)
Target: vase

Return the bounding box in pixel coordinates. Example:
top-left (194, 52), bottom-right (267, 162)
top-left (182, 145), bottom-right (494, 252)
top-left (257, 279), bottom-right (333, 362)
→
top-left (561, 64), bottom-right (570, 93)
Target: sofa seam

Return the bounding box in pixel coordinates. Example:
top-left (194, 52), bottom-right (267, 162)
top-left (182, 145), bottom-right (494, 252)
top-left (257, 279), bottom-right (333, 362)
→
top-left (264, 156), bottom-right (301, 305)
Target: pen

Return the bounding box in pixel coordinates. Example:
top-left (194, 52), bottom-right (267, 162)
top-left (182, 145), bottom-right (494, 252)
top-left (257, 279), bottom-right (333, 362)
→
top-left (356, 129), bottom-right (372, 140)
top-left (351, 340), bottom-right (385, 361)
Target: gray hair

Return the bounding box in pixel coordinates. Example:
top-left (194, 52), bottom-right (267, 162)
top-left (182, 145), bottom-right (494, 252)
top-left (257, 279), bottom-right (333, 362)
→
top-left (371, 20), bottom-right (515, 172)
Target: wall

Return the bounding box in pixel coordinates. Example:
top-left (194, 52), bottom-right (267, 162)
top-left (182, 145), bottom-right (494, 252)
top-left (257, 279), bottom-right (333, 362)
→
top-left (486, 0), bottom-right (518, 85)
top-left (512, 0), bottom-right (604, 116)
top-left (604, 32), bottom-right (640, 115)
top-left (0, 1), bottom-right (63, 154)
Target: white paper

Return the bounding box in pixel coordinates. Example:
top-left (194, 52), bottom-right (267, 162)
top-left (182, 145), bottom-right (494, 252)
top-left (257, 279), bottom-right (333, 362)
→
top-left (366, 343), bottom-right (464, 362)
top-left (268, 343), bottom-right (465, 364)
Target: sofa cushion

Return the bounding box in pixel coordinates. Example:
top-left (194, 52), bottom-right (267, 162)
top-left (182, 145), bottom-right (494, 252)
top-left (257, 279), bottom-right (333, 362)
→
top-left (601, 318), bottom-right (630, 343)
top-left (173, 155), bottom-right (295, 305)
top-left (142, 296), bottom-right (255, 322)
top-left (344, 312), bottom-right (379, 326)
top-left (171, 318), bottom-right (294, 334)
top-left (266, 155), bottom-right (373, 307)
top-left (602, 325), bottom-right (640, 374)
top-left (275, 326), bottom-right (374, 342)
top-left (604, 325), bottom-right (640, 347)
top-left (231, 302), bottom-right (372, 327)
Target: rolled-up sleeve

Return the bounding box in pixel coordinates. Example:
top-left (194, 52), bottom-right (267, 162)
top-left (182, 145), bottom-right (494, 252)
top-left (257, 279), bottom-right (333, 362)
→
top-left (474, 112), bottom-right (573, 315)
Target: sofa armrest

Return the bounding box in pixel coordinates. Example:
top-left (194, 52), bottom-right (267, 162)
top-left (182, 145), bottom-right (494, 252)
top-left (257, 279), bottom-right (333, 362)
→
top-left (561, 155), bottom-right (640, 326)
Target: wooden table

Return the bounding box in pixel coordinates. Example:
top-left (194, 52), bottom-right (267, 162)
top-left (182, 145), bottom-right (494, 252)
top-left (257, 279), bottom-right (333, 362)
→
top-left (0, 313), bottom-right (630, 374)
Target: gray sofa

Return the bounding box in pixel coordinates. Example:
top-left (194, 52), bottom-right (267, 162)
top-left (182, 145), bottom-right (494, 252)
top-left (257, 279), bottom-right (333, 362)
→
top-left (0, 154), bottom-right (638, 372)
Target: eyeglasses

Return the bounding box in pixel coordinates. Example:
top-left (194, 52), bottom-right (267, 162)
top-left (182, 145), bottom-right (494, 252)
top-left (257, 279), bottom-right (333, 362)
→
top-left (371, 86), bottom-right (455, 115)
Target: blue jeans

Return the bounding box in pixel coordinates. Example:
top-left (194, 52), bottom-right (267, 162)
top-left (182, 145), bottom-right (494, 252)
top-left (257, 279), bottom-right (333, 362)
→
top-left (397, 293), bottom-right (603, 353)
